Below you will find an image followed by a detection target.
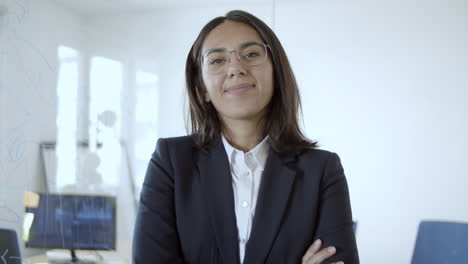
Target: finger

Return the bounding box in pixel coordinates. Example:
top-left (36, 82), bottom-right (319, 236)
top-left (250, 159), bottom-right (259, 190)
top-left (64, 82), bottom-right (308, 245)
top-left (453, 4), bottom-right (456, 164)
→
top-left (306, 246), bottom-right (337, 264)
top-left (331, 262), bottom-right (344, 264)
top-left (301, 239), bottom-right (322, 263)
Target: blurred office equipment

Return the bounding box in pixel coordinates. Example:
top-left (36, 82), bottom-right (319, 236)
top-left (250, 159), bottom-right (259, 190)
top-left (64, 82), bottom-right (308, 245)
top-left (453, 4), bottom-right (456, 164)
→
top-left (0, 227), bottom-right (22, 264)
top-left (23, 194), bottom-right (116, 264)
top-left (411, 220), bottom-right (468, 264)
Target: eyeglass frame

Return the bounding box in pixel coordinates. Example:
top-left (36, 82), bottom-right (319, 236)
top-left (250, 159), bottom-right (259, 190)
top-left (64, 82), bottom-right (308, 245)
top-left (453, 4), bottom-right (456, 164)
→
top-left (200, 40), bottom-right (270, 74)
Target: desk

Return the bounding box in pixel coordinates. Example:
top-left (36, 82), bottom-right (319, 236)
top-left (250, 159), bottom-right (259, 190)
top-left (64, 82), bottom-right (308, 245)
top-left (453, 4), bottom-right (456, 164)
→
top-left (23, 250), bottom-right (127, 264)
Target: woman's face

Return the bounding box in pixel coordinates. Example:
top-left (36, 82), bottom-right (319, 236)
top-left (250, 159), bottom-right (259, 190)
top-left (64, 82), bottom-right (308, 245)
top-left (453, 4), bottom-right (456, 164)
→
top-left (201, 21), bottom-right (274, 124)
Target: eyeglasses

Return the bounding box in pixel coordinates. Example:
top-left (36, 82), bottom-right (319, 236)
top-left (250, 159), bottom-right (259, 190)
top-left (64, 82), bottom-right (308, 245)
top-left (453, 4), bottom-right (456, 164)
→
top-left (201, 41), bottom-right (269, 74)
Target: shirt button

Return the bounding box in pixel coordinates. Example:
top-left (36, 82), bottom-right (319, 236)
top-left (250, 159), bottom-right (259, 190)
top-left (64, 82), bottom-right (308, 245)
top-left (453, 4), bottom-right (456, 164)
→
top-left (242, 201), bottom-right (249, 208)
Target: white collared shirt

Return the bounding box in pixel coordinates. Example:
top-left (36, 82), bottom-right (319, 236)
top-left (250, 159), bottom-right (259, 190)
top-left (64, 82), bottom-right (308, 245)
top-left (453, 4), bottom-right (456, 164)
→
top-left (222, 135), bottom-right (270, 263)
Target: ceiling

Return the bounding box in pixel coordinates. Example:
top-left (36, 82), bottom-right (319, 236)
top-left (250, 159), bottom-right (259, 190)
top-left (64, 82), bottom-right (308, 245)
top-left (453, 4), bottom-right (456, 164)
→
top-left (51, 0), bottom-right (275, 16)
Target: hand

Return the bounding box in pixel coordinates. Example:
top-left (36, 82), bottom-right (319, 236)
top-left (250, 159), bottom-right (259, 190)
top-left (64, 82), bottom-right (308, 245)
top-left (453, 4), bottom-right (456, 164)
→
top-left (301, 239), bottom-right (344, 264)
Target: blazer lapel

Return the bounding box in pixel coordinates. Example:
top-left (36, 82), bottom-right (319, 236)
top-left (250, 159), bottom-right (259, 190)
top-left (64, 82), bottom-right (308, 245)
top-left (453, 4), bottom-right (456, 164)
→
top-left (197, 141), bottom-right (241, 264)
top-left (243, 149), bottom-right (297, 264)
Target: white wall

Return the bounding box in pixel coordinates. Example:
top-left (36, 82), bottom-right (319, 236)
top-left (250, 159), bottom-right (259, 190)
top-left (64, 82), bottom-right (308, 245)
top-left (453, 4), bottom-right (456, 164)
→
top-left (275, 0), bottom-right (468, 262)
top-left (0, 0), bottom-right (135, 260)
top-left (0, 0), bottom-right (85, 257)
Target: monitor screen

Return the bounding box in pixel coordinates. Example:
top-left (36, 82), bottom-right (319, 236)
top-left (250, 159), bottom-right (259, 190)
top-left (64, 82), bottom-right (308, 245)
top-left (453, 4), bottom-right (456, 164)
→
top-left (24, 194), bottom-right (116, 251)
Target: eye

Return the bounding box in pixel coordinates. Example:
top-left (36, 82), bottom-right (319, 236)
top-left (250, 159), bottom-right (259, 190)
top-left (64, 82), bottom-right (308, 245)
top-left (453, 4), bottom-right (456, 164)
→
top-left (210, 58), bottom-right (225, 65)
top-left (244, 52), bottom-right (260, 58)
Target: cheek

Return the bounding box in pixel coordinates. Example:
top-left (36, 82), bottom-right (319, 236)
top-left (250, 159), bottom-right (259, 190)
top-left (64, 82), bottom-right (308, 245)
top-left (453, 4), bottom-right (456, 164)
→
top-left (202, 75), bottom-right (223, 98)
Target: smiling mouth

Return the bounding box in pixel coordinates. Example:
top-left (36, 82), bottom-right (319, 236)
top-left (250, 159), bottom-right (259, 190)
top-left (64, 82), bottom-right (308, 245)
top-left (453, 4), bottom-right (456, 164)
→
top-left (225, 83), bottom-right (254, 95)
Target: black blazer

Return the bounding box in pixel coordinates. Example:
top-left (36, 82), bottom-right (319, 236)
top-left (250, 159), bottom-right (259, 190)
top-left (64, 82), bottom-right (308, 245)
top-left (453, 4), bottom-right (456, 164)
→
top-left (132, 135), bottom-right (359, 264)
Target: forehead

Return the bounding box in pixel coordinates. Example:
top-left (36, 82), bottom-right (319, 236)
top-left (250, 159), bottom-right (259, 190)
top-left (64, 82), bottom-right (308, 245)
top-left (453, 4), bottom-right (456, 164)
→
top-left (202, 21), bottom-right (264, 52)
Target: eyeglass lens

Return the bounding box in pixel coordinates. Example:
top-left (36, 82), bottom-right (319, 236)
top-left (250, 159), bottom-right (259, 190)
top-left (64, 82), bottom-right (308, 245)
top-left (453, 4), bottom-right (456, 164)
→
top-left (203, 42), bottom-right (267, 73)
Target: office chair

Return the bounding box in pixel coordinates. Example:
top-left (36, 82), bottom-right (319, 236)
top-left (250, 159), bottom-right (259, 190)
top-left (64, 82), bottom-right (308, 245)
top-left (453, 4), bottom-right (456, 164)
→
top-left (0, 227), bottom-right (21, 264)
top-left (411, 221), bottom-right (468, 264)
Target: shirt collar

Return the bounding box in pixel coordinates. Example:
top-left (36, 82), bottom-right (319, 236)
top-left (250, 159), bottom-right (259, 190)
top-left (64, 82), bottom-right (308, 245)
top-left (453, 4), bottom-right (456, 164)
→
top-left (222, 134), bottom-right (270, 170)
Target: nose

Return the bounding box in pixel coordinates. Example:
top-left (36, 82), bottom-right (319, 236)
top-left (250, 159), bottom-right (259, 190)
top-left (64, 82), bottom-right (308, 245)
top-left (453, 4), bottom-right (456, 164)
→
top-left (226, 51), bottom-right (246, 77)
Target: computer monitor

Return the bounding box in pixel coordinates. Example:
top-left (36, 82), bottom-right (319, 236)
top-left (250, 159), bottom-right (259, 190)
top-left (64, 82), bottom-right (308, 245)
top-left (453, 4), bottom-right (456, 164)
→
top-left (23, 193), bottom-right (116, 262)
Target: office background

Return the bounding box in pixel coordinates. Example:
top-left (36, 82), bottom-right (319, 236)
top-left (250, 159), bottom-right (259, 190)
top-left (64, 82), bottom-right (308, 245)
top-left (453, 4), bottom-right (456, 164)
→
top-left (0, 0), bottom-right (467, 263)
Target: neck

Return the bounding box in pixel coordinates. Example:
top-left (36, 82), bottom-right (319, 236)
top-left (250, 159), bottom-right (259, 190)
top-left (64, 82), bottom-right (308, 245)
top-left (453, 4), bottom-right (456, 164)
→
top-left (221, 118), bottom-right (265, 153)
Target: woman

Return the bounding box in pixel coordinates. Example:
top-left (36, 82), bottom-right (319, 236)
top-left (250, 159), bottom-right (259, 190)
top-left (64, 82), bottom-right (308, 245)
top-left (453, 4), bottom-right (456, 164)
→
top-left (132, 10), bottom-right (359, 264)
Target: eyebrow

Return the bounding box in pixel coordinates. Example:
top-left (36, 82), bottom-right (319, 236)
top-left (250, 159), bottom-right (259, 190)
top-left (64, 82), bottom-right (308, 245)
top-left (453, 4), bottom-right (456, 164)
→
top-left (203, 41), bottom-right (260, 57)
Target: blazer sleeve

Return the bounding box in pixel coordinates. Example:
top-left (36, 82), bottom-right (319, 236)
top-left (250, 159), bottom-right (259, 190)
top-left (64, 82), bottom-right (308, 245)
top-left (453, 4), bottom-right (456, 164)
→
top-left (314, 152), bottom-right (360, 264)
top-left (132, 138), bottom-right (185, 264)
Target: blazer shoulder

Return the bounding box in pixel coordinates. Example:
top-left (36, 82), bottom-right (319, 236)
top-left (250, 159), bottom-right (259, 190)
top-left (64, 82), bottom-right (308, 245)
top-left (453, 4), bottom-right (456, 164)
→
top-left (159, 135), bottom-right (195, 148)
top-left (294, 148), bottom-right (345, 173)
top-left (155, 135), bottom-right (196, 163)
top-left (299, 147), bottom-right (337, 162)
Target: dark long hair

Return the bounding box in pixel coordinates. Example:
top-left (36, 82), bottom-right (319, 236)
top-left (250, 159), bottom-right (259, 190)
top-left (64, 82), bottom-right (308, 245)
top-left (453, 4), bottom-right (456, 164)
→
top-left (185, 10), bottom-right (318, 154)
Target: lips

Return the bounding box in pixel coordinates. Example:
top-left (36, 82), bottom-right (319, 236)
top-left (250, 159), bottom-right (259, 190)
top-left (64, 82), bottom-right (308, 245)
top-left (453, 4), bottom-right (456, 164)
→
top-left (225, 83), bottom-right (254, 95)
